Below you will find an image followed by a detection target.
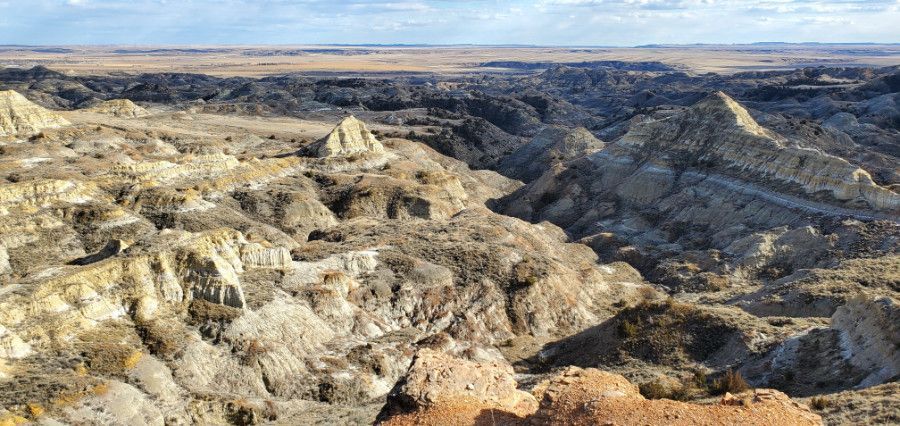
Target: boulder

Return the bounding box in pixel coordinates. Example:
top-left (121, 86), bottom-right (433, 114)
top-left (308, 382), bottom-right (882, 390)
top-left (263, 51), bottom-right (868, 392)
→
top-left (378, 349), bottom-right (538, 424)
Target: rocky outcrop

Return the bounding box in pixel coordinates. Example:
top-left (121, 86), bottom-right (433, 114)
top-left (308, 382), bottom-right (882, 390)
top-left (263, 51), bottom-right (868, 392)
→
top-left (498, 126), bottom-right (604, 182)
top-left (831, 295), bottom-right (899, 387)
top-left (0, 179), bottom-right (107, 213)
top-left (0, 90), bottom-right (69, 137)
top-left (84, 99), bottom-right (149, 118)
top-left (530, 367), bottom-right (821, 425)
top-left (379, 354), bottom-right (822, 425)
top-left (306, 209), bottom-right (647, 342)
top-left (310, 116), bottom-right (384, 157)
top-left (739, 294), bottom-right (899, 396)
top-left (378, 349), bottom-right (537, 423)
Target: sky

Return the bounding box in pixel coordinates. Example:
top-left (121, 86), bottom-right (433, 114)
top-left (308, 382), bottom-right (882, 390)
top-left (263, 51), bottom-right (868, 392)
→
top-left (0, 0), bottom-right (898, 46)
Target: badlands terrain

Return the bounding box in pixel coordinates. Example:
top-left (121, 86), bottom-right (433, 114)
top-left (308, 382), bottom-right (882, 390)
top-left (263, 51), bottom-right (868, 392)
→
top-left (0, 52), bottom-right (897, 425)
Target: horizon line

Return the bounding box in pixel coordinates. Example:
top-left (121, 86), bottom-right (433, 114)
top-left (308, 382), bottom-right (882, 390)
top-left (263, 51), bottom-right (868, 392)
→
top-left (2, 42), bottom-right (900, 49)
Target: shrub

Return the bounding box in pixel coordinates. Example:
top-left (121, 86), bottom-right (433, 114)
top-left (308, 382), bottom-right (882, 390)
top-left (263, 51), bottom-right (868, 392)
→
top-left (637, 285), bottom-right (658, 301)
top-left (617, 319), bottom-right (639, 338)
top-left (639, 381), bottom-right (670, 399)
top-left (710, 369), bottom-right (749, 395)
top-left (691, 370), bottom-right (708, 391)
top-left (810, 396), bottom-right (831, 410)
top-left (639, 378), bottom-right (692, 401)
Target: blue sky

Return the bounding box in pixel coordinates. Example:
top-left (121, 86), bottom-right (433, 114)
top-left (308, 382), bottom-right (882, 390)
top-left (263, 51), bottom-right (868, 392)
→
top-left (0, 0), bottom-right (898, 45)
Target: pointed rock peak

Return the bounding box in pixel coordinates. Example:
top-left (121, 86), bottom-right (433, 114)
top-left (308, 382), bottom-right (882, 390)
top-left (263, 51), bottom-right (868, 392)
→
top-left (692, 91), bottom-right (767, 136)
top-left (314, 115), bottom-right (384, 158)
top-left (0, 90), bottom-right (70, 137)
top-left (86, 99), bottom-right (149, 118)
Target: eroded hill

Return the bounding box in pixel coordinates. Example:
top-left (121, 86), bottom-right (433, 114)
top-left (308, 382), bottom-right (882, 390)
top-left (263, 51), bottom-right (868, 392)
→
top-left (0, 64), bottom-right (897, 425)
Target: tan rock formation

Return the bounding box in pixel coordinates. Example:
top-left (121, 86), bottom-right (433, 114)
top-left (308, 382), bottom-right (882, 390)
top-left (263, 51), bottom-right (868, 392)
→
top-left (84, 99), bottom-right (149, 118)
top-left (0, 179), bottom-right (107, 213)
top-left (0, 90), bottom-right (69, 137)
top-left (378, 349), bottom-right (537, 423)
top-left (0, 105), bottom-right (658, 424)
top-left (311, 116), bottom-right (384, 157)
top-left (0, 228), bottom-right (289, 353)
top-left (379, 355), bottom-right (823, 425)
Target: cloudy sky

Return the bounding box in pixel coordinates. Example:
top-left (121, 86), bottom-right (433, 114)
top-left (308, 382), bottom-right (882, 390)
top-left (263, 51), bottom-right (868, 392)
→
top-left (0, 0), bottom-right (898, 45)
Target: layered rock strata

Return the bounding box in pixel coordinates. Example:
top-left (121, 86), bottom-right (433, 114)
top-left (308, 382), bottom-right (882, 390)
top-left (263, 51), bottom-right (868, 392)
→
top-left (311, 115), bottom-right (385, 157)
top-left (0, 90), bottom-right (69, 137)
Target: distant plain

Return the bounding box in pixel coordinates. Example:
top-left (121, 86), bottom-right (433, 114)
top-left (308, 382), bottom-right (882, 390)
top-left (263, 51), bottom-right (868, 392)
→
top-left (2, 44), bottom-right (899, 76)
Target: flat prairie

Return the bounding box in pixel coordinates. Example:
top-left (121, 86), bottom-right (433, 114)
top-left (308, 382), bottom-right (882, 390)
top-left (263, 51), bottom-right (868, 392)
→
top-left (1, 44), bottom-right (899, 76)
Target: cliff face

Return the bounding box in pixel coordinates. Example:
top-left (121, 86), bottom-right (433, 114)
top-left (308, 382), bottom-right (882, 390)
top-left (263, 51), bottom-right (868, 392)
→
top-left (0, 90), bottom-right (69, 137)
top-left (831, 296), bottom-right (900, 387)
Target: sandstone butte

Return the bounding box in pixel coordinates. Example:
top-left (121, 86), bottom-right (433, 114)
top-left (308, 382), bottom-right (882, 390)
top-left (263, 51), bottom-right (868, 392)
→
top-left (378, 350), bottom-right (824, 426)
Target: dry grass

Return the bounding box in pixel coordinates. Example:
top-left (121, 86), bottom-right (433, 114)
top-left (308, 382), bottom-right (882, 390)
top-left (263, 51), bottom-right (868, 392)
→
top-left (709, 370), bottom-right (750, 395)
